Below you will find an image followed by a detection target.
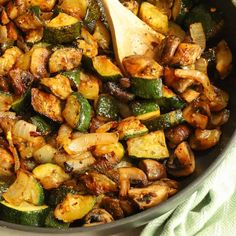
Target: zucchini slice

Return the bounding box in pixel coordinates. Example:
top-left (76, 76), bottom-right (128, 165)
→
top-left (45, 209), bottom-right (70, 229)
top-left (33, 163), bottom-right (70, 190)
top-left (31, 88), bottom-right (63, 122)
top-left (131, 78), bottom-right (163, 99)
top-left (62, 92), bottom-right (92, 132)
top-left (184, 4), bottom-right (224, 40)
top-left (30, 115), bottom-right (53, 136)
top-left (78, 72), bottom-right (100, 100)
top-left (49, 48), bottom-right (82, 73)
top-left (0, 92), bottom-right (13, 112)
top-left (0, 201), bottom-right (49, 226)
top-left (11, 89), bottom-right (31, 114)
top-left (156, 86), bottom-right (185, 111)
top-left (143, 109), bottom-right (184, 131)
top-left (139, 2), bottom-right (168, 35)
top-left (127, 130), bottom-right (169, 159)
top-left (96, 94), bottom-right (119, 120)
top-left (28, 0), bottom-right (57, 11)
top-left (41, 74), bottom-right (72, 100)
top-left (54, 193), bottom-right (96, 223)
top-left (92, 56), bottom-right (123, 81)
top-left (2, 170), bottom-right (44, 206)
top-left (131, 101), bottom-right (160, 116)
top-left (44, 13), bottom-right (81, 44)
top-left (62, 68), bottom-right (81, 89)
top-left (117, 117), bottom-right (148, 140)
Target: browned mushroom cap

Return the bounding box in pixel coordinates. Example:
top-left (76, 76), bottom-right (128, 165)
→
top-left (128, 184), bottom-right (169, 210)
top-left (152, 178), bottom-right (179, 197)
top-left (118, 167), bottom-right (148, 197)
top-left (167, 141), bottom-right (195, 177)
top-left (161, 35), bottom-right (181, 65)
top-left (183, 99), bottom-right (210, 130)
top-left (190, 128), bottom-right (222, 151)
top-left (138, 159), bottom-right (167, 181)
top-left (84, 208), bottom-right (114, 226)
top-left (165, 124), bottom-right (191, 148)
top-left (79, 171), bottom-right (118, 195)
top-left (100, 196), bottom-right (125, 220)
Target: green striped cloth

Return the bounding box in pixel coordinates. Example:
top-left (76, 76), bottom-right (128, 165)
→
top-left (141, 141), bottom-right (236, 236)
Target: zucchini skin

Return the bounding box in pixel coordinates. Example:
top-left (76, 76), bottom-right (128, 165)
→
top-left (131, 101), bottom-right (160, 116)
top-left (11, 89), bottom-right (31, 114)
top-left (45, 209), bottom-right (70, 229)
top-left (131, 78), bottom-right (163, 99)
top-left (63, 92), bottom-right (92, 132)
top-left (0, 201), bottom-right (49, 227)
top-left (144, 109), bottom-right (184, 131)
top-left (44, 21), bottom-right (81, 44)
top-left (47, 186), bottom-right (78, 206)
top-left (62, 68), bottom-right (80, 88)
top-left (96, 94), bottom-right (119, 120)
top-left (30, 115), bottom-right (53, 135)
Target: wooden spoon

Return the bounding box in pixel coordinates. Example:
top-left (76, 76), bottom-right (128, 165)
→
top-left (101, 0), bottom-right (165, 72)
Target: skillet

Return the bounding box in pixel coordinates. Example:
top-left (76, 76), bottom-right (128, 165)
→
top-left (0, 0), bottom-right (236, 235)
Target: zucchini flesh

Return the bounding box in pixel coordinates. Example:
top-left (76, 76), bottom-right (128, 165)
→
top-left (143, 109), bottom-right (184, 131)
top-left (131, 78), bottom-right (163, 99)
top-left (92, 56), bottom-right (123, 81)
top-left (96, 94), bottom-right (119, 120)
top-left (127, 130), bottom-right (169, 159)
top-left (0, 92), bottom-right (13, 112)
top-left (45, 209), bottom-right (70, 229)
top-left (0, 201), bottom-right (49, 226)
top-left (44, 13), bottom-right (81, 44)
top-left (62, 68), bottom-right (81, 89)
top-left (62, 92), bottom-right (92, 132)
top-left (117, 117), bottom-right (148, 140)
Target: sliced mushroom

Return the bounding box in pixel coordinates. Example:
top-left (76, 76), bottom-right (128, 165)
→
top-left (138, 159), bottom-right (166, 181)
top-left (183, 99), bottom-right (210, 129)
top-left (106, 82), bottom-right (135, 103)
top-left (128, 184), bottom-right (169, 210)
top-left (152, 178), bottom-right (179, 197)
top-left (167, 141), bottom-right (195, 177)
top-left (100, 196), bottom-right (125, 220)
top-left (53, 151), bottom-right (96, 174)
top-left (208, 109), bottom-right (230, 129)
top-left (118, 167), bottom-right (148, 197)
top-left (190, 128), bottom-right (222, 151)
top-left (84, 208), bottom-right (114, 226)
top-left (161, 35), bottom-right (181, 65)
top-left (80, 171), bottom-right (118, 195)
top-left (165, 124), bottom-right (191, 148)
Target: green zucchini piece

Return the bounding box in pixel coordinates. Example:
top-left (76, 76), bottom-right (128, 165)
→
top-left (0, 92), bottom-right (13, 112)
top-left (84, 0), bottom-right (100, 33)
top-left (44, 13), bottom-right (81, 44)
top-left (184, 4), bottom-right (224, 40)
top-left (96, 94), bottom-right (119, 120)
top-left (0, 180), bottom-right (12, 201)
top-left (62, 68), bottom-right (80, 89)
top-left (62, 92), bottom-right (92, 132)
top-left (143, 109), bottom-right (184, 131)
top-left (117, 117), bottom-right (148, 140)
top-left (172, 0), bottom-right (193, 24)
top-left (131, 78), bottom-right (163, 99)
top-left (3, 170), bottom-right (45, 206)
top-left (131, 101), bottom-right (160, 116)
top-left (30, 115), bottom-right (52, 135)
top-left (156, 86), bottom-right (185, 111)
top-left (11, 89), bottom-right (31, 114)
top-left (0, 201), bottom-right (49, 227)
top-left (54, 193), bottom-right (96, 223)
top-left (127, 130), bottom-right (169, 159)
top-left (30, 6), bottom-right (41, 18)
top-left (45, 209), bottom-right (70, 229)
top-left (47, 186), bottom-right (79, 206)
top-left (92, 56), bottom-right (123, 81)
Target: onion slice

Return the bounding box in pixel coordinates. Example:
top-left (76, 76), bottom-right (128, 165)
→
top-left (190, 23), bottom-right (206, 52)
top-left (64, 133), bottom-right (119, 155)
top-left (175, 69), bottom-right (216, 101)
top-left (13, 120), bottom-right (37, 141)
